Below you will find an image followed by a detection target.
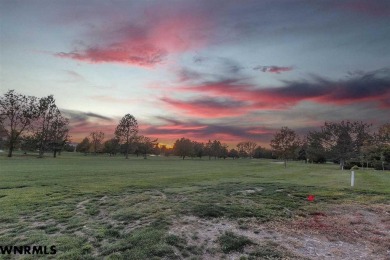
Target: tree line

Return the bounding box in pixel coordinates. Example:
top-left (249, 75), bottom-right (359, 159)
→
top-left (270, 122), bottom-right (390, 170)
top-left (169, 121), bottom-right (390, 171)
top-left (1, 90), bottom-right (389, 170)
top-left (171, 139), bottom-right (273, 160)
top-left (76, 123), bottom-right (158, 160)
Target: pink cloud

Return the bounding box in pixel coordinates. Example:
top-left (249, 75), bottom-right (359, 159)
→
top-left (140, 118), bottom-right (274, 146)
top-left (56, 44), bottom-right (167, 67)
top-left (56, 6), bottom-right (212, 67)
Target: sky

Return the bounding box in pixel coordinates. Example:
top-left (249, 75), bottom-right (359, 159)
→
top-left (1, 0), bottom-right (389, 147)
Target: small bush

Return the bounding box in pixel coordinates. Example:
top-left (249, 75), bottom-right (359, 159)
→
top-left (351, 165), bottom-right (359, 170)
top-left (218, 232), bottom-right (253, 253)
top-left (192, 204), bottom-right (225, 218)
top-left (165, 234), bottom-right (186, 249)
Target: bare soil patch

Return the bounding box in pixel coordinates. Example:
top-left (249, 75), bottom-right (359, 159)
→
top-left (169, 203), bottom-right (390, 259)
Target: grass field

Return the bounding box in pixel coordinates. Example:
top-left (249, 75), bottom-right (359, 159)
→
top-left (0, 153), bottom-right (389, 259)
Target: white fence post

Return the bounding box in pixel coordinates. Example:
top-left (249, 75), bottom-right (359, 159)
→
top-left (351, 171), bottom-right (355, 187)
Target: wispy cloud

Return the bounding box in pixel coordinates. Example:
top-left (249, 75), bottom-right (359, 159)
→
top-left (64, 70), bottom-right (85, 81)
top-left (142, 117), bottom-right (274, 144)
top-left (176, 69), bottom-right (390, 111)
top-left (161, 97), bottom-right (251, 118)
top-left (62, 109), bottom-right (116, 141)
top-left (253, 65), bottom-right (293, 74)
top-left (62, 109), bottom-right (113, 122)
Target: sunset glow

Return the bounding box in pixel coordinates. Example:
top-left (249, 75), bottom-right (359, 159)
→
top-left (1, 0), bottom-right (389, 147)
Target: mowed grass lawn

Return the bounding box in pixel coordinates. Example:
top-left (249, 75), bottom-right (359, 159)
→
top-left (0, 152), bottom-right (389, 259)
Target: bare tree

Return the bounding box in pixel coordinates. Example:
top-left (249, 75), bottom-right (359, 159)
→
top-left (115, 114), bottom-right (138, 159)
top-left (90, 131), bottom-right (105, 155)
top-left (236, 142), bottom-right (248, 158)
top-left (0, 90), bottom-right (40, 157)
top-left (237, 141), bottom-right (257, 158)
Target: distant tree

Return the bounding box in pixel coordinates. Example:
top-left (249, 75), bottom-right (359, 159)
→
top-left (35, 95), bottom-right (60, 158)
top-left (236, 142), bottom-right (248, 158)
top-left (115, 114), bottom-right (138, 159)
top-left (374, 123), bottom-right (390, 170)
top-left (160, 145), bottom-right (173, 156)
top-left (63, 143), bottom-right (76, 152)
top-left (246, 141), bottom-right (257, 158)
top-left (253, 146), bottom-right (274, 159)
top-left (220, 143), bottom-right (229, 159)
top-left (205, 140), bottom-right (228, 159)
top-left (359, 140), bottom-right (377, 169)
top-left (228, 148), bottom-right (239, 159)
top-left (103, 138), bottom-right (120, 156)
top-left (0, 124), bottom-right (7, 150)
top-left (192, 141), bottom-right (205, 159)
top-left (296, 142), bottom-right (307, 162)
top-left (270, 127), bottom-right (300, 168)
top-left (205, 140), bottom-right (213, 160)
top-left (237, 141), bottom-right (257, 158)
top-left (90, 131), bottom-right (105, 155)
top-left (49, 113), bottom-right (69, 158)
top-left (377, 123), bottom-right (390, 146)
top-left (137, 135), bottom-right (158, 159)
top-left (159, 145), bottom-right (167, 156)
top-left (152, 141), bottom-right (160, 156)
top-left (0, 90), bottom-right (40, 157)
top-left (76, 137), bottom-right (90, 154)
top-left (306, 132), bottom-right (327, 163)
top-left (316, 121), bottom-right (372, 170)
top-left (173, 138), bottom-right (193, 160)
top-left (210, 140), bottom-right (223, 159)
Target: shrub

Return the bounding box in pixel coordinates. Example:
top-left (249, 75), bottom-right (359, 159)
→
top-left (218, 232), bottom-right (253, 253)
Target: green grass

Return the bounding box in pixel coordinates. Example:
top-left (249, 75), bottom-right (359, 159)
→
top-left (0, 152), bottom-right (389, 259)
top-left (217, 231), bottom-right (253, 253)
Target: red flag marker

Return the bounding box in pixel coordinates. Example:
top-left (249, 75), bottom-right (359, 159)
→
top-left (307, 195), bottom-right (315, 201)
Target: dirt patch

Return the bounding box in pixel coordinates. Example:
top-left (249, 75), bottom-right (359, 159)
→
top-left (168, 204), bottom-right (390, 259)
top-left (281, 203), bottom-right (390, 259)
top-left (232, 187), bottom-right (264, 196)
top-left (76, 199), bottom-right (90, 216)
